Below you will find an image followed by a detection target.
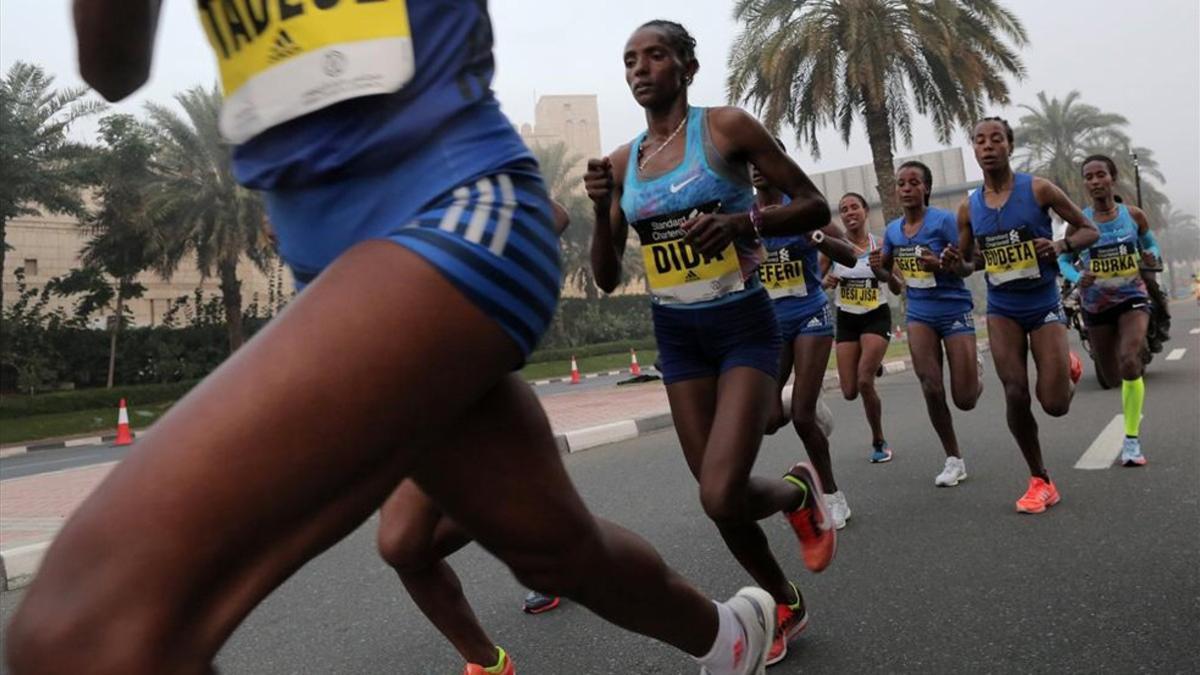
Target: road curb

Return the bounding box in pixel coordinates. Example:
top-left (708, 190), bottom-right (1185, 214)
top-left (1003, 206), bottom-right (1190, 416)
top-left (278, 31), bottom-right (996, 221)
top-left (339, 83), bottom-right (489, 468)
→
top-left (0, 434), bottom-right (126, 459)
top-left (0, 541), bottom-right (51, 591)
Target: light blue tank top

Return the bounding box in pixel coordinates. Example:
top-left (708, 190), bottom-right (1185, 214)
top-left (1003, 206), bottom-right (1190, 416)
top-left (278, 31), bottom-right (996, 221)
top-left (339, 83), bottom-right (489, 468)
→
top-left (620, 107), bottom-right (762, 308)
top-left (1079, 204), bottom-right (1147, 313)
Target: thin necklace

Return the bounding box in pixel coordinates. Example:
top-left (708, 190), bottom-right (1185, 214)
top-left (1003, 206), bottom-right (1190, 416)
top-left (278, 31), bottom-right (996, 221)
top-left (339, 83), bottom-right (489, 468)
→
top-left (638, 114), bottom-right (687, 173)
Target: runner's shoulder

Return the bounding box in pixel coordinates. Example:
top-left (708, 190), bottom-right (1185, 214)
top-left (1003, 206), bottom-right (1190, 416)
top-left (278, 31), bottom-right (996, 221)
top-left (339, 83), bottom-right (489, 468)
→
top-left (608, 143), bottom-right (634, 184)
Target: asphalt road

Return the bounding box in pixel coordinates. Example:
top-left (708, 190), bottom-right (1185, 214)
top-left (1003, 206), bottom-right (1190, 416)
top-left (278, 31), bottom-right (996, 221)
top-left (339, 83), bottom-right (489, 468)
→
top-left (3, 303), bottom-right (1198, 674)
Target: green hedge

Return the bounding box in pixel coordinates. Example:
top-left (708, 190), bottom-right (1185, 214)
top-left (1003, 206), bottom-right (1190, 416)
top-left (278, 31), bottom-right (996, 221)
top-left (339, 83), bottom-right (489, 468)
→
top-left (528, 338), bottom-right (658, 364)
top-left (0, 379), bottom-right (200, 419)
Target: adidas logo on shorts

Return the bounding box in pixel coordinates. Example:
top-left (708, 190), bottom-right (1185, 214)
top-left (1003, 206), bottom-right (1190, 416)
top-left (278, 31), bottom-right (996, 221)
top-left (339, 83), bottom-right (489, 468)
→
top-left (1044, 310), bottom-right (1061, 324)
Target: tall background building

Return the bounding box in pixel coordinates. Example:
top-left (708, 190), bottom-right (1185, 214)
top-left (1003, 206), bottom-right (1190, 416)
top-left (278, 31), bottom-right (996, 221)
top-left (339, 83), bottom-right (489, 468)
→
top-left (519, 94), bottom-right (602, 188)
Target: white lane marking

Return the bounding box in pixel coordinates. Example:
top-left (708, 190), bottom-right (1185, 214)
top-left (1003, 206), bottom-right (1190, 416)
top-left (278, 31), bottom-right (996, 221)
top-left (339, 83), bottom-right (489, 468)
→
top-left (1166, 348), bottom-right (1186, 361)
top-left (1074, 414), bottom-right (1126, 470)
top-left (1189, 328), bottom-right (1200, 335)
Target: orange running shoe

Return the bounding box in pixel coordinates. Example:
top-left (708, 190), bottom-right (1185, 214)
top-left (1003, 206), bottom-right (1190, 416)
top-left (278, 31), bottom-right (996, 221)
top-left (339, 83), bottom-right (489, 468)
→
top-left (1069, 351), bottom-right (1082, 384)
top-left (783, 463), bottom-right (837, 572)
top-left (1015, 476), bottom-right (1061, 514)
top-left (765, 583), bottom-right (809, 666)
top-left (463, 647), bottom-right (515, 675)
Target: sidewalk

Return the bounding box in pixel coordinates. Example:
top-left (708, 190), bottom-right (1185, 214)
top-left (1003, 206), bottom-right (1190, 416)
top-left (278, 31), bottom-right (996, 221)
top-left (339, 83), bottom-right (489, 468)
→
top-left (0, 345), bottom-right (945, 590)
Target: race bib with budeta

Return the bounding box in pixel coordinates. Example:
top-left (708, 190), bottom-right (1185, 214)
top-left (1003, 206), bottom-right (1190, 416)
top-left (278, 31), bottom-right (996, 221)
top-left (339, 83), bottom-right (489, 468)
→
top-left (758, 247), bottom-right (807, 300)
top-left (1088, 242), bottom-right (1140, 287)
top-left (631, 201), bottom-right (744, 305)
top-left (981, 229), bottom-right (1041, 285)
top-left (893, 245), bottom-right (935, 289)
top-left (198, 0), bottom-right (415, 143)
top-left (837, 278), bottom-right (881, 314)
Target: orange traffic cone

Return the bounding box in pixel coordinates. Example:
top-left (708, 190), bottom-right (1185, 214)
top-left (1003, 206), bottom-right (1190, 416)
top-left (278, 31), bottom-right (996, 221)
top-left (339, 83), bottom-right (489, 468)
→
top-left (114, 398), bottom-right (134, 446)
top-left (569, 356), bottom-right (581, 385)
top-left (630, 349), bottom-right (642, 376)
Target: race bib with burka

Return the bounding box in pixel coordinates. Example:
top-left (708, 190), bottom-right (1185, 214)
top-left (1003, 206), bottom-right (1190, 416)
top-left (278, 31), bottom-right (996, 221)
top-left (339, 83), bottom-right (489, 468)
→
top-left (197, 0), bottom-right (416, 143)
top-left (981, 228), bottom-right (1042, 285)
top-left (1087, 242), bottom-right (1140, 287)
top-left (631, 201), bottom-right (744, 305)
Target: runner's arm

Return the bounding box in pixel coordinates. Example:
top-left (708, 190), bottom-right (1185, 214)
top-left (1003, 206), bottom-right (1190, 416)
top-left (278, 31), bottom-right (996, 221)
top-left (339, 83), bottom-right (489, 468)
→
top-left (74, 0), bottom-right (163, 101)
top-left (588, 147), bottom-right (631, 294)
top-left (814, 224), bottom-right (857, 267)
top-left (551, 200), bottom-right (570, 238)
top-left (1057, 253), bottom-right (1082, 284)
top-left (706, 107), bottom-right (830, 237)
top-left (955, 199), bottom-right (983, 271)
top-left (1033, 177), bottom-right (1099, 254)
top-left (1128, 206), bottom-right (1162, 263)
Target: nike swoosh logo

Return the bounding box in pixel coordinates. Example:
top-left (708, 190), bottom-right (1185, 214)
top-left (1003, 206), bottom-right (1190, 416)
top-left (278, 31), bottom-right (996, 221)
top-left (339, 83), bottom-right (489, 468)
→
top-left (669, 175), bottom-right (699, 193)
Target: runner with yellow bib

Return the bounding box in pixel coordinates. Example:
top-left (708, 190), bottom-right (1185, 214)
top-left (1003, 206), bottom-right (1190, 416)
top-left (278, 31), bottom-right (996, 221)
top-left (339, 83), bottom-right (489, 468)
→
top-left (878, 162), bottom-right (982, 488)
top-left (954, 118), bottom-right (1099, 515)
top-left (754, 152), bottom-right (859, 534)
top-left (1063, 155), bottom-right (1158, 466)
top-left (12, 5), bottom-right (798, 675)
top-left (827, 193), bottom-right (900, 470)
top-left (588, 21), bottom-right (837, 668)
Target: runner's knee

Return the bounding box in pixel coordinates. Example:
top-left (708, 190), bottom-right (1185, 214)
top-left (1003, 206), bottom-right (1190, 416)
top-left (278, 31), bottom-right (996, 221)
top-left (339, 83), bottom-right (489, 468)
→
top-left (952, 387), bottom-right (979, 411)
top-left (699, 477), bottom-right (750, 523)
top-left (840, 380), bottom-right (859, 400)
top-left (377, 520), bottom-right (437, 573)
top-left (1118, 352), bottom-right (1143, 381)
top-left (1037, 389), bottom-right (1071, 417)
top-left (919, 375), bottom-right (946, 404)
top-left (1002, 381), bottom-right (1032, 409)
top-left (856, 369), bottom-right (878, 397)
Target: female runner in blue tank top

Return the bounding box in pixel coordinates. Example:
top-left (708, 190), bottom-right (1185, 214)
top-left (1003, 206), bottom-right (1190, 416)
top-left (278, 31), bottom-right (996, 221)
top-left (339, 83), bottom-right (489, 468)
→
top-left (1060, 155), bottom-right (1157, 466)
top-left (14, 6), bottom-right (785, 675)
top-left (588, 21), bottom-right (837, 668)
top-left (952, 118), bottom-right (1099, 515)
top-left (877, 162), bottom-right (982, 488)
top-left (754, 156), bottom-right (859, 534)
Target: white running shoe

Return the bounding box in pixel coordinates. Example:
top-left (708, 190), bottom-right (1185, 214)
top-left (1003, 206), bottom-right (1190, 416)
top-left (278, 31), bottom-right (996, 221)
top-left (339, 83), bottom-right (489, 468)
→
top-left (702, 587), bottom-right (775, 675)
top-left (815, 396), bottom-right (834, 438)
top-left (935, 456), bottom-right (968, 487)
top-left (824, 491), bottom-right (851, 530)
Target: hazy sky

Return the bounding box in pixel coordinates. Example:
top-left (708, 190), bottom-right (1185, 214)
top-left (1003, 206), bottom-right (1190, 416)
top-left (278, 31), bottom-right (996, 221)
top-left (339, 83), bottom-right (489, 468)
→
top-left (2, 0), bottom-right (1197, 215)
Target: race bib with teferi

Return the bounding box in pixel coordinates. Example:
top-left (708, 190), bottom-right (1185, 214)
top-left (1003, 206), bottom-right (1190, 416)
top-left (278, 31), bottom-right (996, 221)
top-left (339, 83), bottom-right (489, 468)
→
top-left (758, 247), bottom-right (807, 300)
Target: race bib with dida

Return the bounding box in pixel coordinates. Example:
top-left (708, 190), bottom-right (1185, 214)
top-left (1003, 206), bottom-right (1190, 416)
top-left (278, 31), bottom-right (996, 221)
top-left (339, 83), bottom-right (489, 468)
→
top-left (631, 201), bottom-right (744, 305)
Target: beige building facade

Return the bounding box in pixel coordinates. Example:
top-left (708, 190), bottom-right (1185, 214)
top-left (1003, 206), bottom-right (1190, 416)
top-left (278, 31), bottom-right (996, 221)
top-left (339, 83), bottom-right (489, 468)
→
top-left (519, 94), bottom-right (603, 165)
top-left (3, 209), bottom-right (287, 328)
top-left (809, 147), bottom-right (980, 233)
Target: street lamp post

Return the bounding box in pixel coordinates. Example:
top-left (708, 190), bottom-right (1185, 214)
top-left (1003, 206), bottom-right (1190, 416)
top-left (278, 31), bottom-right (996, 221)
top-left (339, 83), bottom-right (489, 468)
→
top-left (1131, 151), bottom-right (1143, 208)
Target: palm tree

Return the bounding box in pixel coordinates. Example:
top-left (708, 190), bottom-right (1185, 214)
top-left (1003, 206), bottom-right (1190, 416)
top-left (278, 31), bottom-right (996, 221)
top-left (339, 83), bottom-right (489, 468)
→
top-left (145, 85), bottom-right (272, 353)
top-left (0, 62), bottom-right (104, 308)
top-left (728, 0), bottom-right (1027, 220)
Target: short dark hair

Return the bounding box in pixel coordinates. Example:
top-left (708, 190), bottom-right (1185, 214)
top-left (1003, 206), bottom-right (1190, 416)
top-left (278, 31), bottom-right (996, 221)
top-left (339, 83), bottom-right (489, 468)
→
top-left (898, 160), bottom-right (934, 206)
top-left (975, 116), bottom-right (1014, 146)
top-left (1081, 154), bottom-right (1118, 179)
top-left (840, 192), bottom-right (869, 211)
top-left (638, 20), bottom-right (697, 66)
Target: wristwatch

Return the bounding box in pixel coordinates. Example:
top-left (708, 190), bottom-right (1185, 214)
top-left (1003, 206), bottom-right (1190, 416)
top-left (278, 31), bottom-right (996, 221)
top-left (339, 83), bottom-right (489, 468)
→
top-left (810, 229), bottom-right (825, 244)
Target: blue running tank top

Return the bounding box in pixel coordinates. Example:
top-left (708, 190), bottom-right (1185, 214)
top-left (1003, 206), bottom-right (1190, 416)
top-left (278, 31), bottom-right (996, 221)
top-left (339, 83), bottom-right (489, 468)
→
top-left (1078, 204), bottom-right (1147, 314)
top-left (620, 107), bottom-right (763, 308)
top-left (882, 207), bottom-right (974, 321)
top-left (968, 173), bottom-right (1059, 314)
top-left (198, 0), bottom-right (532, 192)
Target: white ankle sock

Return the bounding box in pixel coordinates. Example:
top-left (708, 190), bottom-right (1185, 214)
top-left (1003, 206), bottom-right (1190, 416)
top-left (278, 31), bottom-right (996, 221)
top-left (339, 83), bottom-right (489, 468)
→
top-left (695, 601), bottom-right (746, 674)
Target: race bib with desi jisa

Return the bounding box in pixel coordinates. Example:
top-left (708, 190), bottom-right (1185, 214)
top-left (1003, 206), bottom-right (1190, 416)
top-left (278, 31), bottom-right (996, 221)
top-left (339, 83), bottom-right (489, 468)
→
top-left (632, 201), bottom-right (744, 305)
top-left (981, 228), bottom-right (1041, 285)
top-left (198, 0), bottom-right (415, 144)
top-left (837, 278), bottom-right (881, 314)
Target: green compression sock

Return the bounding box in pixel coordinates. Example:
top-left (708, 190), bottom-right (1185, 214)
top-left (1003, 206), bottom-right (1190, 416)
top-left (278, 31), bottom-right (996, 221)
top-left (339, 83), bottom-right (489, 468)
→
top-left (1122, 377), bottom-right (1145, 437)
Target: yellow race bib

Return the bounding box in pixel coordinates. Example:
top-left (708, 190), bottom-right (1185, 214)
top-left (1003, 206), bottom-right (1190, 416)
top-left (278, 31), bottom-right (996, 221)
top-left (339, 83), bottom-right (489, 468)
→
top-left (198, 0), bottom-right (415, 143)
top-left (980, 229), bottom-right (1042, 285)
top-left (632, 201), bottom-right (744, 305)
top-left (894, 245), bottom-right (935, 289)
top-left (1088, 243), bottom-right (1140, 287)
top-left (837, 278), bottom-right (881, 314)
top-left (758, 248), bottom-right (807, 300)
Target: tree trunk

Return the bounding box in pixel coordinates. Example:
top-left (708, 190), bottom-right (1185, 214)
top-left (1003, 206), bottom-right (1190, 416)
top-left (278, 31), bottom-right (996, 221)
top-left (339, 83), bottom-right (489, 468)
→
top-left (106, 289), bottom-right (124, 389)
top-left (1, 218), bottom-right (8, 313)
top-left (219, 259), bottom-right (245, 353)
top-left (863, 103), bottom-right (901, 225)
